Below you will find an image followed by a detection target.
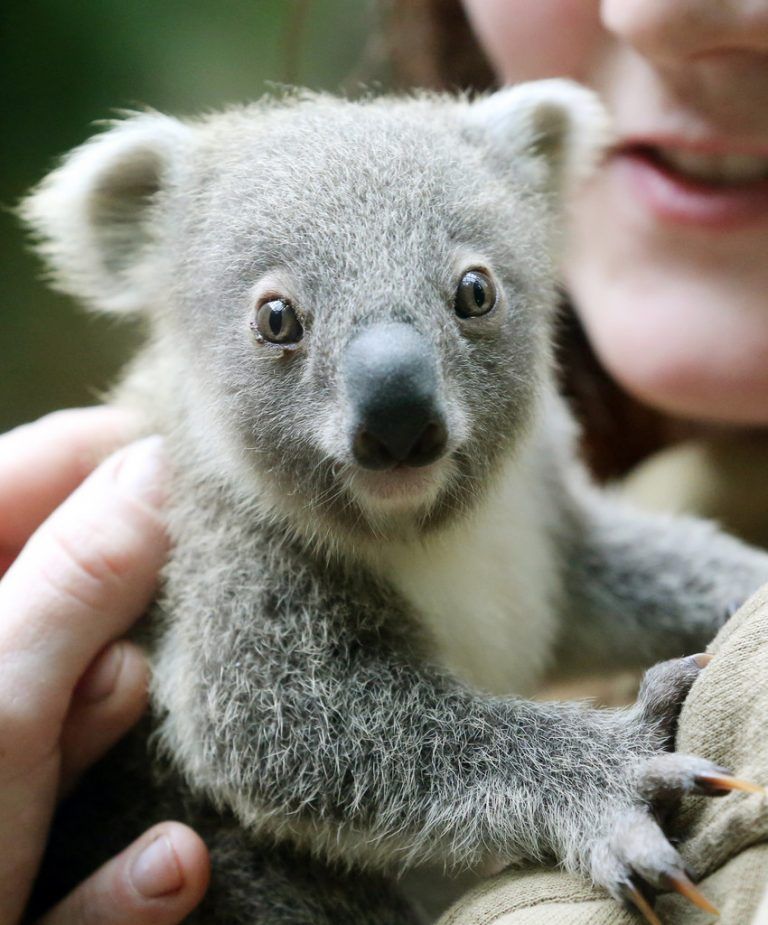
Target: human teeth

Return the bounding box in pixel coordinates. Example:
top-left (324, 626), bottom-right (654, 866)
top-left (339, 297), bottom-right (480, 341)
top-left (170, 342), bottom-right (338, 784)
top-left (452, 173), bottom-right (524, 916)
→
top-left (657, 148), bottom-right (768, 183)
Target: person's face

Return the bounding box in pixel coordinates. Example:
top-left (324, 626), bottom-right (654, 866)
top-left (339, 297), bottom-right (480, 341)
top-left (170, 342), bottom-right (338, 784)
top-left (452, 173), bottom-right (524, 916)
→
top-left (464, 0), bottom-right (768, 424)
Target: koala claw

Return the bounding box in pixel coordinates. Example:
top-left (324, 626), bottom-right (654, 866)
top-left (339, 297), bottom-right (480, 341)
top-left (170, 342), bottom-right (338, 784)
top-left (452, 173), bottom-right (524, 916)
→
top-left (621, 873), bottom-right (718, 925)
top-left (620, 882), bottom-right (663, 925)
top-left (663, 871), bottom-right (719, 915)
top-left (598, 803), bottom-right (719, 923)
top-left (695, 771), bottom-right (766, 796)
top-left (634, 752), bottom-right (764, 804)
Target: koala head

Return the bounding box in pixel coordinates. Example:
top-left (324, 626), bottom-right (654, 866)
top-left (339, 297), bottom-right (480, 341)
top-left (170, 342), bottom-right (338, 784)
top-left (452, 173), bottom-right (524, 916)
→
top-left (23, 81), bottom-right (609, 542)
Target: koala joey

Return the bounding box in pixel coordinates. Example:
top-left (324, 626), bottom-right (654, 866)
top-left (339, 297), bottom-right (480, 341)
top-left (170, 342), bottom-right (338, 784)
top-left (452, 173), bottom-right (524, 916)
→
top-left (23, 81), bottom-right (768, 924)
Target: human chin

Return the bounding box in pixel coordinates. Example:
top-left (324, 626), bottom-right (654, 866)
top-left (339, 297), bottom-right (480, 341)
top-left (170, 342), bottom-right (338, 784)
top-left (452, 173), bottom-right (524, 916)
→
top-left (565, 177), bottom-right (768, 425)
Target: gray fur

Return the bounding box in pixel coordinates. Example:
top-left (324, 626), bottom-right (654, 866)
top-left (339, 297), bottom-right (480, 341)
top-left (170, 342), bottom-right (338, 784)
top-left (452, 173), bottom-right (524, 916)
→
top-left (22, 83), bottom-right (768, 921)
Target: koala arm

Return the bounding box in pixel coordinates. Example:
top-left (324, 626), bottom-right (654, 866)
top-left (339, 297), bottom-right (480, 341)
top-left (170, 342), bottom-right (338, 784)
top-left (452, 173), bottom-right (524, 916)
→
top-left (551, 476), bottom-right (768, 676)
top-left (151, 503), bottom-right (725, 900)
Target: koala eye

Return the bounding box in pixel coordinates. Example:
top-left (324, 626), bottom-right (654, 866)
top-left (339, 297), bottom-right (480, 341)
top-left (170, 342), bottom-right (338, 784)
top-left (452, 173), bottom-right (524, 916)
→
top-left (454, 269), bottom-right (497, 319)
top-left (252, 298), bottom-right (304, 347)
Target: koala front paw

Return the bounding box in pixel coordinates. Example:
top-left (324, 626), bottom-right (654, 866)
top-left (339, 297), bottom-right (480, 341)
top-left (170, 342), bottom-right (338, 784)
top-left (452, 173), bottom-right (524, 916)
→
top-left (590, 755), bottom-right (735, 923)
top-left (587, 655), bottom-right (764, 924)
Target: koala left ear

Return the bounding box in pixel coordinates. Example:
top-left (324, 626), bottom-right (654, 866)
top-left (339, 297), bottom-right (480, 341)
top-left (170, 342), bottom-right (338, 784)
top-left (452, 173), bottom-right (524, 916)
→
top-left (465, 79), bottom-right (612, 196)
top-left (20, 112), bottom-right (194, 315)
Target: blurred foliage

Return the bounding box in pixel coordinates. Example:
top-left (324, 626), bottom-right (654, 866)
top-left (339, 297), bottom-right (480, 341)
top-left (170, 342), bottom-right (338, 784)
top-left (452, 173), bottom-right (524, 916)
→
top-left (1, 0), bottom-right (385, 430)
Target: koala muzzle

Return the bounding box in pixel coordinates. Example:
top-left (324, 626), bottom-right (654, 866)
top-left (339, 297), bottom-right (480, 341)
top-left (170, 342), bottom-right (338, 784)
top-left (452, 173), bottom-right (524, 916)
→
top-left (344, 323), bottom-right (448, 471)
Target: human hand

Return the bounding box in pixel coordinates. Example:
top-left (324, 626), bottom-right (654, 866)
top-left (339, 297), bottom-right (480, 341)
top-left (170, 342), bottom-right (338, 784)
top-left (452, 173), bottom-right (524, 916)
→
top-left (0, 408), bottom-right (209, 925)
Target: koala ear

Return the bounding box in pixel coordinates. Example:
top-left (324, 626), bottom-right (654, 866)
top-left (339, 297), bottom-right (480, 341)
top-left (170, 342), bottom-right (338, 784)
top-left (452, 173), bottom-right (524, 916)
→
top-left (21, 112), bottom-right (193, 314)
top-left (465, 79), bottom-right (612, 196)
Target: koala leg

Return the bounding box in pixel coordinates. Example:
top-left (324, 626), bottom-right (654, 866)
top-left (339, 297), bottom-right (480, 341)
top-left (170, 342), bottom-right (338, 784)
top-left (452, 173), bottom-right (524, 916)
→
top-left (191, 831), bottom-right (421, 925)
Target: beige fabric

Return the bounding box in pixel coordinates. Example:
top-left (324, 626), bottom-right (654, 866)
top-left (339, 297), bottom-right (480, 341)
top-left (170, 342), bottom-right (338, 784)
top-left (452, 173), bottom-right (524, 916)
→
top-left (753, 883), bottom-right (768, 925)
top-left (621, 436), bottom-right (768, 549)
top-left (438, 584), bottom-right (768, 925)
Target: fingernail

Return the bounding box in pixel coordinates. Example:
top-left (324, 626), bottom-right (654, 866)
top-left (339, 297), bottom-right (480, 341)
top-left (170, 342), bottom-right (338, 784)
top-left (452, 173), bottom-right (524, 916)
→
top-left (114, 436), bottom-right (166, 507)
top-left (692, 653), bottom-right (713, 668)
top-left (130, 834), bottom-right (183, 898)
top-left (76, 642), bottom-right (125, 702)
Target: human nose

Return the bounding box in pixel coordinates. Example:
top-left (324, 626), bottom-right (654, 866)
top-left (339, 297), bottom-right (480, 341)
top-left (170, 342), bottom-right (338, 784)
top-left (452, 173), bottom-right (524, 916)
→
top-left (601, 0), bottom-right (768, 62)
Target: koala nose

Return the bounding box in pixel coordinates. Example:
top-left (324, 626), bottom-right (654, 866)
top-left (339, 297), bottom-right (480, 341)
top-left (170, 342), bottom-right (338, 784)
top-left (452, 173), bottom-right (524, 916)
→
top-left (343, 323), bottom-right (448, 470)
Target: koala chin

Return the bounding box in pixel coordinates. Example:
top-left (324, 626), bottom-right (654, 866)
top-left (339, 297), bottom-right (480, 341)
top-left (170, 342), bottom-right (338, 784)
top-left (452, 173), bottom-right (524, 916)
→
top-left (23, 82), bottom-right (768, 924)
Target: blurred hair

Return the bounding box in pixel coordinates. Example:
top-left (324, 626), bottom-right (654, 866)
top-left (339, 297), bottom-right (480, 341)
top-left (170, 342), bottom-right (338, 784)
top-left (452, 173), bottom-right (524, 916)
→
top-left (381, 0), bottom-right (495, 91)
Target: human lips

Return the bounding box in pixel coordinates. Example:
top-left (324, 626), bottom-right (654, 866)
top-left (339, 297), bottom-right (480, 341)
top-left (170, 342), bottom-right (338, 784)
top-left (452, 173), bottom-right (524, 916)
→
top-left (609, 138), bottom-right (768, 230)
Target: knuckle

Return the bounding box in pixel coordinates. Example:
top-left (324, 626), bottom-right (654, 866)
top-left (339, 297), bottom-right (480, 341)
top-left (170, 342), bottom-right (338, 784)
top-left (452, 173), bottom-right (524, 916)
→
top-left (0, 687), bottom-right (61, 776)
top-left (41, 515), bottom-right (141, 613)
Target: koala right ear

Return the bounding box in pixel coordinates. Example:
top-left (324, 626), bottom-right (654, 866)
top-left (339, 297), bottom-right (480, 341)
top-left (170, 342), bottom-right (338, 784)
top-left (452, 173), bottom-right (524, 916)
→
top-left (21, 113), bottom-right (193, 315)
top-left (464, 79), bottom-right (613, 199)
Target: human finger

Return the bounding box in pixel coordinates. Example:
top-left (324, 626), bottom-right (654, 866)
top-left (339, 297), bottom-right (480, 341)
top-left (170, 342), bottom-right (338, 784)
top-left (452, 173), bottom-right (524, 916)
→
top-left (59, 641), bottom-right (150, 796)
top-left (0, 406), bottom-right (137, 559)
top-left (0, 438), bottom-right (168, 924)
top-left (38, 823), bottom-right (210, 925)
top-left (0, 436), bottom-right (168, 746)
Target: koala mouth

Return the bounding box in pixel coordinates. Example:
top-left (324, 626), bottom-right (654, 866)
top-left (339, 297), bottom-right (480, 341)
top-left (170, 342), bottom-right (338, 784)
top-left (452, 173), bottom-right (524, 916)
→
top-left (348, 422), bottom-right (451, 510)
top-left (349, 459), bottom-right (449, 509)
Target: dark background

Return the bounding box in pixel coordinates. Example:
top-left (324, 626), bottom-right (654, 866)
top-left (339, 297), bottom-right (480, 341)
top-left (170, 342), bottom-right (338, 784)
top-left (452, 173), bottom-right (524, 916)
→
top-left (1, 1), bottom-right (381, 430)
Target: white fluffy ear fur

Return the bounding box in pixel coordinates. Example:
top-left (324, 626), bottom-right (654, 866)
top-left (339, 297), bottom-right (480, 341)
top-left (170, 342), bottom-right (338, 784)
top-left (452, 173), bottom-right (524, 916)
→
top-left (21, 113), bottom-right (193, 314)
top-left (466, 79), bottom-right (613, 195)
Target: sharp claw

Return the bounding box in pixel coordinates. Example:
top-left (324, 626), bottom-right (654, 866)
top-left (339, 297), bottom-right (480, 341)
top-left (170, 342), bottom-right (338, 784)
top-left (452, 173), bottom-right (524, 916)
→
top-left (665, 871), bottom-right (719, 916)
top-left (695, 772), bottom-right (766, 796)
top-left (622, 883), bottom-right (664, 925)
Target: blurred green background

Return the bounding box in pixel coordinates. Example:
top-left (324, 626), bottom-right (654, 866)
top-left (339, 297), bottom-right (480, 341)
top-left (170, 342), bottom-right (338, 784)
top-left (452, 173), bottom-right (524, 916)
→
top-left (1, 0), bottom-right (382, 431)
